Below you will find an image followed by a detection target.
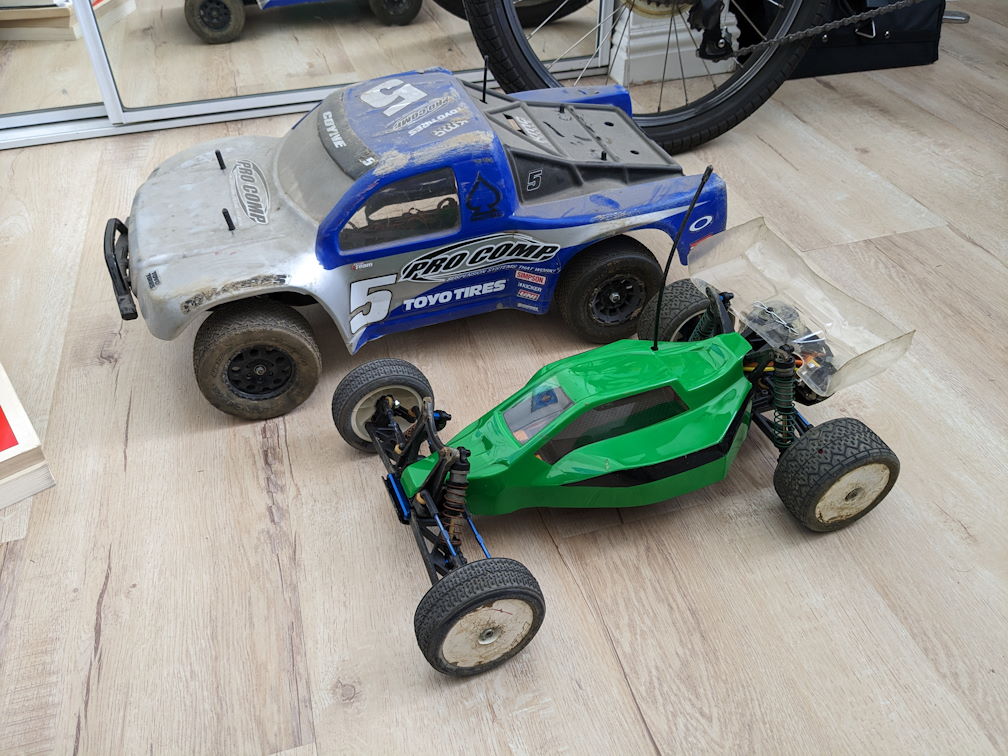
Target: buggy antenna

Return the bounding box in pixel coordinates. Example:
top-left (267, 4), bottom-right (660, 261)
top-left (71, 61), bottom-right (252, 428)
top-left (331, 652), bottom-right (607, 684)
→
top-left (481, 56), bottom-right (489, 103)
top-left (215, 149), bottom-right (225, 170)
top-left (651, 164), bottom-right (714, 352)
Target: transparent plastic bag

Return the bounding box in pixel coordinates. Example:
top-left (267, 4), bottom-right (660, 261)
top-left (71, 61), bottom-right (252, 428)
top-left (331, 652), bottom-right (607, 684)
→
top-left (688, 218), bottom-right (914, 396)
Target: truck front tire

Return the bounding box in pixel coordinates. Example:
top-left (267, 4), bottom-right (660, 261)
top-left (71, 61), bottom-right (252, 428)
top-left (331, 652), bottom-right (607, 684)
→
top-left (193, 300), bottom-right (321, 420)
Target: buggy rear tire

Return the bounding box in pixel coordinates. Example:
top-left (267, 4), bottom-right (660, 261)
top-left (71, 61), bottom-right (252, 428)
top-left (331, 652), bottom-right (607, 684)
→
top-left (332, 359), bottom-right (432, 452)
top-left (774, 418), bottom-right (899, 532)
top-left (193, 299), bottom-right (321, 420)
top-left (637, 278), bottom-right (708, 342)
top-left (414, 558), bottom-right (545, 676)
top-left (369, 0), bottom-right (421, 25)
top-left (185, 0), bottom-right (245, 43)
top-left (555, 236), bottom-right (662, 343)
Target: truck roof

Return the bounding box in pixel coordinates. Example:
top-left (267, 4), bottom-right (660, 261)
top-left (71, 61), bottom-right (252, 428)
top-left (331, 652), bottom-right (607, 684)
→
top-left (313, 70), bottom-right (683, 198)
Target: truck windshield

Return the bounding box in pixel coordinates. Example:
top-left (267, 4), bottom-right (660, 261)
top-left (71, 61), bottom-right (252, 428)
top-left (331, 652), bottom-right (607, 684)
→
top-left (275, 109), bottom-right (354, 222)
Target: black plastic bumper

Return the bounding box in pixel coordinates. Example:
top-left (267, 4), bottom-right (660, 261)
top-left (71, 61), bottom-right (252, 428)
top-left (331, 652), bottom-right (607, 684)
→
top-left (103, 218), bottom-right (137, 320)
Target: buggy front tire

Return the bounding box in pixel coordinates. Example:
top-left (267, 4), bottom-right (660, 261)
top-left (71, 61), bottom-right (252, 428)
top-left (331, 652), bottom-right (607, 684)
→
top-left (414, 558), bottom-right (545, 676)
top-left (555, 236), bottom-right (662, 343)
top-left (369, 0), bottom-right (421, 25)
top-left (193, 299), bottom-right (321, 420)
top-left (185, 0), bottom-right (245, 43)
top-left (637, 278), bottom-right (709, 342)
top-left (774, 418), bottom-right (899, 532)
top-left (331, 359), bottom-right (432, 452)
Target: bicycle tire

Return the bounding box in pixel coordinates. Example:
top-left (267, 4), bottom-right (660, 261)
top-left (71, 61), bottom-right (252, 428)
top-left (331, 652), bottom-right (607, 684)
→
top-left (431, 0), bottom-right (591, 26)
top-left (462, 0), bottom-right (830, 152)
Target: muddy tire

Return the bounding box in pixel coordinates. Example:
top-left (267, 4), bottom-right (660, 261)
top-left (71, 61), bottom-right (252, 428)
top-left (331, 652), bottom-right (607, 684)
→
top-left (369, 0), bottom-right (421, 24)
top-left (637, 278), bottom-right (709, 343)
top-left (185, 0), bottom-right (245, 43)
top-left (774, 418), bottom-right (899, 532)
top-left (193, 299), bottom-right (321, 420)
top-left (555, 236), bottom-right (662, 343)
top-left (414, 558), bottom-right (545, 677)
top-left (331, 359), bottom-right (432, 452)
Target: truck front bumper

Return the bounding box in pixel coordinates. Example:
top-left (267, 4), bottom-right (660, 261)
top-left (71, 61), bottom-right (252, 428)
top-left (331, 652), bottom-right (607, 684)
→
top-left (103, 217), bottom-right (137, 320)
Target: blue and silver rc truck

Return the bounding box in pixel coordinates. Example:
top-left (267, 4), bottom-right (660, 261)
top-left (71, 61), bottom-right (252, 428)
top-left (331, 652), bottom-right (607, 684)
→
top-left (103, 69), bottom-right (727, 419)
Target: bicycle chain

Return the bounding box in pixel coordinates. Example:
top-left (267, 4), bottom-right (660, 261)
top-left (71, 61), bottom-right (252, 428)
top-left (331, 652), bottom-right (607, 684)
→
top-left (731, 0), bottom-right (928, 58)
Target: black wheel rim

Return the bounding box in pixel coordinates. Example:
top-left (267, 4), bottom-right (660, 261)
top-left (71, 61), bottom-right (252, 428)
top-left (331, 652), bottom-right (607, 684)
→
top-left (226, 345), bottom-right (295, 400)
top-left (589, 275), bottom-right (646, 325)
top-left (199, 0), bottom-right (231, 31)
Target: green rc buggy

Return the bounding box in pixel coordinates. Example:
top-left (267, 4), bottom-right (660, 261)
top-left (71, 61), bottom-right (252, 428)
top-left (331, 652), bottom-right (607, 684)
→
top-left (332, 216), bottom-right (914, 677)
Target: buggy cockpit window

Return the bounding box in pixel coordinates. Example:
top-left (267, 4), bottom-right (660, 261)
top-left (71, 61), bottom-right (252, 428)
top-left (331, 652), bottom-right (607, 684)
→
top-left (536, 386), bottom-right (689, 464)
top-left (504, 384), bottom-right (573, 444)
top-left (339, 168), bottom-right (460, 251)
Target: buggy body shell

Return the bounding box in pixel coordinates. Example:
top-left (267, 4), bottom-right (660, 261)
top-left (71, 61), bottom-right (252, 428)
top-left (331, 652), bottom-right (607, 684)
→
top-left (116, 70), bottom-right (727, 353)
top-left (400, 333), bottom-right (753, 515)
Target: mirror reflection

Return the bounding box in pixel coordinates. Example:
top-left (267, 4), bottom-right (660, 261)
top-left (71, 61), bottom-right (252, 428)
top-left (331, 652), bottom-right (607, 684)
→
top-left (0, 0), bottom-right (106, 116)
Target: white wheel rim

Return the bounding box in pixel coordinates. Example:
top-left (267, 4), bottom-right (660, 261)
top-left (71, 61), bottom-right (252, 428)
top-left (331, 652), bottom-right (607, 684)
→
top-left (441, 599), bottom-right (535, 669)
top-left (350, 385), bottom-right (423, 443)
top-left (815, 462), bottom-right (891, 524)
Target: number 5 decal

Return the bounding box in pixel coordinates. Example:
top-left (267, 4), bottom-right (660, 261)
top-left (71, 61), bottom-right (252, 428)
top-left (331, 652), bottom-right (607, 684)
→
top-left (360, 79), bottom-right (426, 117)
top-left (526, 169), bottom-right (543, 192)
top-left (349, 274), bottom-right (397, 334)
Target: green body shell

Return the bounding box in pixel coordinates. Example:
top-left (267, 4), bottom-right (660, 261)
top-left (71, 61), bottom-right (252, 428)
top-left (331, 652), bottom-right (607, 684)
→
top-left (401, 334), bottom-right (753, 516)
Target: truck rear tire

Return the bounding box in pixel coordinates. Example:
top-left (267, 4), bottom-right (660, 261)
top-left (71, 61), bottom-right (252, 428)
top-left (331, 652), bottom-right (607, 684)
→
top-left (369, 0), bottom-right (421, 25)
top-left (185, 0), bottom-right (245, 43)
top-left (555, 237), bottom-right (662, 343)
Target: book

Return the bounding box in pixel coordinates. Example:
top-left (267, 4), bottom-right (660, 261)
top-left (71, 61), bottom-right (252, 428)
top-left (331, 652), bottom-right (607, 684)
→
top-left (0, 362), bottom-right (54, 511)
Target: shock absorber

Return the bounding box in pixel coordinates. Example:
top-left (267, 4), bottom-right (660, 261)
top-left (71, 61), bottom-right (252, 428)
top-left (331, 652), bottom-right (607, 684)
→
top-left (771, 347), bottom-right (797, 450)
top-left (441, 448), bottom-right (470, 548)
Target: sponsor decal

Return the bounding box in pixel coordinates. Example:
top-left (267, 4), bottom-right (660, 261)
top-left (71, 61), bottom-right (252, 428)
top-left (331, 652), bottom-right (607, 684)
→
top-left (515, 270), bottom-right (546, 285)
top-left (388, 95), bottom-right (454, 132)
top-left (403, 279), bottom-right (506, 311)
top-left (516, 301), bottom-right (540, 313)
top-left (401, 234), bottom-right (560, 283)
top-left (432, 117), bottom-right (469, 138)
top-left (321, 110), bottom-right (346, 149)
top-left (181, 273), bottom-right (288, 314)
top-left (231, 160), bottom-right (269, 224)
top-left (408, 105), bottom-right (468, 137)
top-left (517, 288), bottom-right (540, 301)
top-left (351, 261), bottom-right (373, 270)
top-left (146, 270), bottom-right (161, 289)
top-left (518, 281), bottom-right (542, 293)
top-left (465, 174), bottom-right (503, 221)
top-left (513, 114), bottom-right (549, 145)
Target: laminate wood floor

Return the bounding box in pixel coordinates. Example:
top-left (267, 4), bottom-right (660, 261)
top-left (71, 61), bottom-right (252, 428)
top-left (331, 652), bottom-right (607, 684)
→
top-left (1, 4), bottom-right (1006, 752)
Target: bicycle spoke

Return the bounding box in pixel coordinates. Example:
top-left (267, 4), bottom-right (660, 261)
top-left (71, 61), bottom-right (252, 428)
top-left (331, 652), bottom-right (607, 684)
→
top-left (527, 0), bottom-right (575, 40)
top-left (673, 8), bottom-right (688, 106)
top-left (657, 13), bottom-right (675, 111)
top-left (546, 1), bottom-right (624, 73)
top-left (574, 2), bottom-right (628, 84)
top-left (610, 0), bottom-right (636, 70)
top-left (730, 0), bottom-right (769, 41)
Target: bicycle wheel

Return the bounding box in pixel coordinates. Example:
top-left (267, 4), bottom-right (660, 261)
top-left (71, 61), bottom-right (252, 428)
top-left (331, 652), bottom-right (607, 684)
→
top-left (463, 0), bottom-right (829, 152)
top-left (431, 0), bottom-right (591, 26)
